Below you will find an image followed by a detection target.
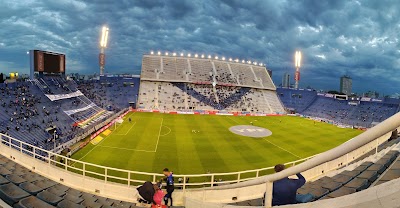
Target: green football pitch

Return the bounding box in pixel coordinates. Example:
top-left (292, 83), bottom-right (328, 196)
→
top-left (71, 112), bottom-right (362, 178)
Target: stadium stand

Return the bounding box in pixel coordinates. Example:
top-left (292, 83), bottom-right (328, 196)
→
top-left (276, 88), bottom-right (318, 113)
top-left (277, 88), bottom-right (400, 128)
top-left (229, 136), bottom-right (400, 206)
top-left (138, 81), bottom-right (285, 113)
top-left (0, 75), bottom-right (140, 152)
top-left (0, 153), bottom-right (141, 207)
top-left (77, 76), bottom-right (140, 111)
top-left (138, 54), bottom-right (285, 114)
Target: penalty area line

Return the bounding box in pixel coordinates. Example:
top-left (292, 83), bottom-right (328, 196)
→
top-left (263, 138), bottom-right (302, 159)
top-left (115, 121), bottom-right (137, 135)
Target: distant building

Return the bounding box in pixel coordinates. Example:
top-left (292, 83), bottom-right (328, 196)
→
top-left (364, 91), bottom-right (379, 98)
top-left (282, 72), bottom-right (290, 88)
top-left (340, 75), bottom-right (352, 95)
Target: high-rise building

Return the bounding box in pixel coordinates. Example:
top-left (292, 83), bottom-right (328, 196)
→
top-left (340, 75), bottom-right (352, 95)
top-left (282, 72), bottom-right (290, 88)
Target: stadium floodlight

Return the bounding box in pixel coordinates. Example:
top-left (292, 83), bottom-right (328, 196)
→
top-left (222, 57), bottom-right (225, 61)
top-left (295, 51), bottom-right (302, 68)
top-left (99, 25), bottom-right (109, 75)
top-left (215, 56), bottom-right (219, 60)
top-left (173, 52), bottom-right (176, 56)
top-left (235, 59), bottom-right (239, 63)
top-left (229, 58), bottom-right (232, 61)
top-left (157, 51), bottom-right (161, 55)
top-left (201, 54), bottom-right (205, 58)
top-left (195, 54), bottom-right (198, 58)
top-left (242, 60), bottom-right (245, 63)
top-left (294, 50), bottom-right (302, 89)
top-left (100, 26), bottom-right (109, 48)
top-left (188, 53), bottom-right (191, 57)
top-left (208, 55), bottom-right (211, 59)
top-left (150, 51), bottom-right (154, 55)
top-left (180, 53), bottom-right (184, 57)
top-left (254, 62), bottom-right (257, 65)
top-left (165, 52), bottom-right (169, 56)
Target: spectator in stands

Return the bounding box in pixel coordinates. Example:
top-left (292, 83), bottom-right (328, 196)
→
top-left (153, 183), bottom-right (165, 206)
top-left (161, 168), bottom-right (174, 206)
top-left (271, 164), bottom-right (312, 206)
top-left (137, 181), bottom-right (156, 204)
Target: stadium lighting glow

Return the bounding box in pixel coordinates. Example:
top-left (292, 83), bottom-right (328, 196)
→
top-left (100, 26), bottom-right (109, 48)
top-left (222, 57), bottom-right (225, 61)
top-left (295, 51), bottom-right (302, 68)
top-left (180, 53), bottom-right (184, 57)
top-left (254, 62), bottom-right (257, 65)
top-left (195, 54), bottom-right (198, 58)
top-left (208, 55), bottom-right (211, 59)
top-left (157, 51), bottom-right (161, 55)
top-left (215, 56), bottom-right (219, 60)
top-left (229, 58), bottom-right (232, 61)
top-left (294, 50), bottom-right (302, 89)
top-left (235, 59), bottom-right (239, 62)
top-left (201, 54), bottom-right (205, 58)
top-left (259, 63), bottom-right (263, 66)
top-left (165, 52), bottom-right (169, 56)
top-left (150, 51), bottom-right (154, 55)
top-left (173, 52), bottom-right (176, 56)
top-left (188, 53), bottom-right (191, 57)
top-left (242, 60), bottom-right (245, 63)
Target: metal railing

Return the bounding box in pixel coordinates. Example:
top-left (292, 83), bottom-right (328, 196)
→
top-left (1, 111), bottom-right (399, 207)
top-left (0, 132), bottom-right (315, 191)
top-left (204, 111), bottom-right (400, 207)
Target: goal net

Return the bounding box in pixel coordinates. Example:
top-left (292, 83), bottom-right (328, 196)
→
top-left (114, 118), bottom-right (124, 130)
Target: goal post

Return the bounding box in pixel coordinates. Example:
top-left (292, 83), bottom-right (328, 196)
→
top-left (114, 118), bottom-right (124, 130)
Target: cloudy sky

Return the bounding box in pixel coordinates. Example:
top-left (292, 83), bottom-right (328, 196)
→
top-left (0, 0), bottom-right (399, 95)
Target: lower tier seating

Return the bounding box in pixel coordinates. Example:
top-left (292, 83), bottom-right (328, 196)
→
top-left (0, 154), bottom-right (139, 208)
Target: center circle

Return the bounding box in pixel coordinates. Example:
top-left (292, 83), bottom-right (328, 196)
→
top-left (229, 125), bottom-right (272, 138)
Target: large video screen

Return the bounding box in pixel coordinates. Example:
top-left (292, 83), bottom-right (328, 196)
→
top-left (33, 50), bottom-right (65, 73)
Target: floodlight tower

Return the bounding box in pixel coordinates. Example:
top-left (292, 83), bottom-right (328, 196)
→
top-left (294, 51), bottom-right (302, 89)
top-left (99, 26), bottom-right (109, 75)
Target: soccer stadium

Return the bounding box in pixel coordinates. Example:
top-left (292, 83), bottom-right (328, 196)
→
top-left (1, 1), bottom-right (400, 208)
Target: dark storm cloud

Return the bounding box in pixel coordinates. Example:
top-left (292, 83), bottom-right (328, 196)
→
top-left (0, 0), bottom-right (399, 95)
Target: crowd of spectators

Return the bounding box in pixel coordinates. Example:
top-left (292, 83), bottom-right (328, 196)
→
top-left (77, 77), bottom-right (139, 111)
top-left (0, 82), bottom-right (79, 150)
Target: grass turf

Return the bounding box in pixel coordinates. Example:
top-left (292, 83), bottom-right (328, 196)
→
top-left (71, 112), bottom-right (362, 183)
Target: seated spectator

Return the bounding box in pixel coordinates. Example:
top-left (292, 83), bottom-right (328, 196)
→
top-left (271, 164), bottom-right (312, 206)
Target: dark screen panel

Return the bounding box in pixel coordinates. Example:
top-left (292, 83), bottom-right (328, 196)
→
top-left (34, 50), bottom-right (65, 73)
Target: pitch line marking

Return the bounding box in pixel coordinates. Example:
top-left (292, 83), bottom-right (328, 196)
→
top-left (97, 145), bottom-right (155, 153)
top-left (72, 112), bottom-right (134, 165)
top-left (227, 116), bottom-right (240, 124)
top-left (160, 126), bottom-right (171, 137)
top-left (263, 138), bottom-right (302, 159)
top-left (72, 129), bottom-right (115, 166)
top-left (154, 118), bottom-right (163, 152)
top-left (115, 121), bottom-right (137, 135)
